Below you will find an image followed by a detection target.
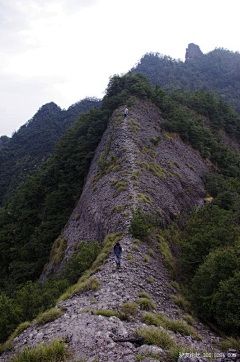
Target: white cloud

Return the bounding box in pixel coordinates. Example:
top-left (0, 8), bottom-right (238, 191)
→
top-left (0, 0), bottom-right (240, 136)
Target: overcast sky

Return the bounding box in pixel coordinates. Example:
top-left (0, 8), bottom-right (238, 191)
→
top-left (1, 0), bottom-right (240, 137)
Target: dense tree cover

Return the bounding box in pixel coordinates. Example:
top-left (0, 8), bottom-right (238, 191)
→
top-left (0, 98), bottom-right (101, 206)
top-left (178, 174), bottom-right (240, 334)
top-left (0, 241), bottom-right (100, 344)
top-left (171, 90), bottom-right (240, 142)
top-left (132, 48), bottom-right (240, 114)
top-left (0, 107), bottom-right (107, 290)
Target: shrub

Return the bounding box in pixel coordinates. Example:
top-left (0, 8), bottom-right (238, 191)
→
top-left (59, 233), bottom-right (121, 301)
top-left (136, 327), bottom-right (175, 349)
top-left (129, 208), bottom-right (156, 240)
top-left (138, 298), bottom-right (156, 311)
top-left (60, 241), bottom-right (101, 285)
top-left (35, 308), bottom-right (62, 326)
top-left (10, 339), bottom-right (68, 362)
top-left (212, 272), bottom-right (240, 333)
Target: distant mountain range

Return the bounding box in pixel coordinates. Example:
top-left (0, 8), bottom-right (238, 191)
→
top-left (132, 43), bottom-right (240, 113)
top-left (0, 98), bottom-right (101, 205)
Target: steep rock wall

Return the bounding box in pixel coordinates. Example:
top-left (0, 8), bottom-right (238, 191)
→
top-left (43, 97), bottom-right (210, 277)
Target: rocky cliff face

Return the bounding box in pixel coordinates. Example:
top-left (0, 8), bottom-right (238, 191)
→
top-left (1, 98), bottom-right (220, 362)
top-left (185, 43), bottom-right (203, 61)
top-left (43, 97), bottom-right (210, 277)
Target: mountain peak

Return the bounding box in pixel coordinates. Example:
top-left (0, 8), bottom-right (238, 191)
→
top-left (185, 43), bottom-right (203, 60)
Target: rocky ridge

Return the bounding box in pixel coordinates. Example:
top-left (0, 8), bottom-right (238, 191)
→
top-left (43, 97), bottom-right (210, 277)
top-left (1, 98), bottom-right (222, 362)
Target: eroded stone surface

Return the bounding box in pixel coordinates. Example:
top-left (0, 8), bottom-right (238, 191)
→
top-left (43, 98), bottom-right (210, 278)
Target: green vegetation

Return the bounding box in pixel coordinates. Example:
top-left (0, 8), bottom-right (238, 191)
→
top-left (130, 170), bottom-right (141, 180)
top-left (138, 292), bottom-right (151, 299)
top-left (132, 49), bottom-right (240, 115)
top-left (128, 119), bottom-right (140, 132)
top-left (59, 233), bottom-right (121, 301)
top-left (171, 295), bottom-right (192, 314)
top-left (219, 337), bottom-right (240, 351)
top-left (112, 179), bottom-right (128, 197)
top-left (34, 308), bottom-right (62, 326)
top-left (158, 235), bottom-right (176, 274)
top-left (10, 339), bottom-right (68, 362)
top-left (138, 298), bottom-right (156, 311)
top-left (131, 244), bottom-right (139, 251)
top-left (138, 161), bottom-right (167, 180)
top-left (111, 204), bottom-right (123, 213)
top-left (0, 322), bottom-right (30, 354)
top-left (1, 70), bottom-right (240, 343)
top-left (0, 99), bottom-right (101, 207)
top-left (150, 136), bottom-right (162, 145)
top-left (142, 313), bottom-right (200, 338)
top-left (147, 248), bottom-right (155, 258)
top-left (0, 240), bottom-right (101, 345)
top-left (92, 309), bottom-right (119, 318)
top-left (143, 255), bottom-right (150, 263)
top-left (136, 326), bottom-right (175, 349)
top-left (146, 278), bottom-right (154, 284)
top-left (129, 208), bottom-right (159, 240)
top-left (120, 302), bottom-right (139, 319)
top-left (50, 238), bottom-right (67, 268)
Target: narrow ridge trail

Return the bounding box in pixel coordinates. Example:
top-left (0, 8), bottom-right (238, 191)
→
top-left (0, 98), bottom-right (220, 361)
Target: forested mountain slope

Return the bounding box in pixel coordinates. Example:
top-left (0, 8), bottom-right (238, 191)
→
top-left (0, 98), bottom-right (101, 206)
top-left (1, 74), bottom-right (240, 361)
top-left (132, 44), bottom-right (240, 114)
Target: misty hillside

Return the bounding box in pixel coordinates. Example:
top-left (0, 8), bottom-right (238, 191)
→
top-left (1, 73), bottom-right (240, 361)
top-left (132, 43), bottom-right (240, 114)
top-left (0, 98), bottom-right (101, 206)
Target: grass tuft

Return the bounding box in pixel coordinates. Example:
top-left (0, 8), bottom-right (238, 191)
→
top-left (10, 339), bottom-right (68, 362)
top-left (138, 292), bottom-right (151, 299)
top-left (120, 302), bottom-right (138, 319)
top-left (171, 295), bottom-right (191, 314)
top-left (0, 322), bottom-right (30, 354)
top-left (92, 309), bottom-right (119, 318)
top-left (35, 308), bottom-right (62, 326)
top-left (219, 337), bottom-right (240, 351)
top-left (136, 327), bottom-right (175, 349)
top-left (142, 312), bottom-right (201, 339)
top-left (138, 298), bottom-right (156, 311)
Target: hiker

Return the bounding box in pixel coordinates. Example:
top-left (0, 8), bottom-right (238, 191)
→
top-left (113, 242), bottom-right (122, 268)
top-left (124, 108), bottom-right (129, 118)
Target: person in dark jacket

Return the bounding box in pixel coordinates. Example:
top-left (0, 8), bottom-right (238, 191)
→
top-left (113, 242), bottom-right (122, 268)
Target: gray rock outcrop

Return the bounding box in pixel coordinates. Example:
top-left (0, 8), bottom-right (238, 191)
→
top-left (43, 97), bottom-right (210, 278)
